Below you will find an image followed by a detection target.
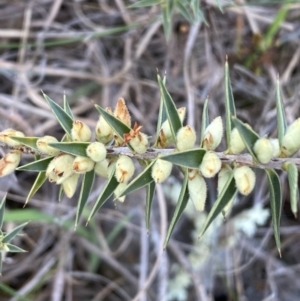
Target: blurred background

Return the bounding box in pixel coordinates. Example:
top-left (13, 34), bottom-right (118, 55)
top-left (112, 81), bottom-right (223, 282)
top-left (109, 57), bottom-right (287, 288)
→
top-left (0, 1), bottom-right (300, 300)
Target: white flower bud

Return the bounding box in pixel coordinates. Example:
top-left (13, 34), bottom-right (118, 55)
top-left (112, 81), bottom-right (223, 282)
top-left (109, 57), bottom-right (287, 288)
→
top-left (200, 151), bottom-right (221, 178)
top-left (129, 132), bottom-right (148, 154)
top-left (202, 116), bottom-right (223, 150)
top-left (46, 158), bottom-right (58, 182)
top-left (52, 154), bottom-right (75, 184)
top-left (115, 155), bottom-right (135, 183)
top-left (0, 150), bottom-right (21, 177)
top-left (176, 125), bottom-right (196, 151)
top-left (151, 159), bottom-right (172, 183)
top-left (73, 156), bottom-right (95, 174)
top-left (228, 127), bottom-right (246, 154)
top-left (86, 142), bottom-right (107, 162)
top-left (234, 166), bottom-right (256, 195)
top-left (62, 173), bottom-right (80, 198)
top-left (71, 120), bottom-right (91, 142)
top-left (218, 165), bottom-right (234, 214)
top-left (157, 107), bottom-right (186, 148)
top-left (270, 139), bottom-right (280, 157)
top-left (95, 107), bottom-right (114, 144)
top-left (0, 129), bottom-right (25, 147)
top-left (188, 170), bottom-right (207, 211)
top-left (281, 118), bottom-right (300, 157)
top-left (114, 183), bottom-right (127, 202)
top-left (253, 137), bottom-right (273, 164)
top-left (94, 158), bottom-right (109, 178)
top-left (36, 135), bottom-right (60, 156)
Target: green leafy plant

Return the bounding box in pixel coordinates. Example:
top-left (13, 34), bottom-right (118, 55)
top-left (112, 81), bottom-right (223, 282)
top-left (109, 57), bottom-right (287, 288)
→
top-left (0, 61), bottom-right (299, 263)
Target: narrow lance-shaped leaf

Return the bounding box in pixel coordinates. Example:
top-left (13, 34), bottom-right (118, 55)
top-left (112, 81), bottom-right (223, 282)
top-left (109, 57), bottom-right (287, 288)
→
top-left (200, 97), bottom-right (209, 142)
top-left (225, 60), bottom-right (236, 148)
top-left (17, 156), bottom-right (54, 172)
top-left (164, 169), bottom-right (189, 248)
top-left (146, 181), bottom-right (156, 231)
top-left (199, 173), bottom-right (236, 238)
top-left (25, 172), bottom-right (47, 206)
top-left (3, 222), bottom-right (28, 243)
top-left (49, 142), bottom-right (89, 157)
top-left (157, 74), bottom-right (182, 139)
top-left (9, 137), bottom-right (39, 150)
top-left (160, 148), bottom-right (206, 169)
top-left (87, 168), bottom-right (119, 223)
top-left (75, 170), bottom-right (95, 229)
top-left (177, 1), bottom-right (194, 23)
top-left (43, 92), bottom-right (73, 137)
top-left (231, 117), bottom-right (260, 162)
top-left (266, 169), bottom-right (282, 256)
top-left (286, 162), bottom-right (298, 217)
top-left (6, 243), bottom-right (27, 253)
top-left (63, 93), bottom-right (74, 119)
top-left (94, 104), bottom-right (133, 151)
top-left (276, 77), bottom-right (287, 146)
top-left (119, 161), bottom-right (155, 197)
top-left (154, 75), bottom-right (167, 147)
top-left (0, 195), bottom-right (6, 229)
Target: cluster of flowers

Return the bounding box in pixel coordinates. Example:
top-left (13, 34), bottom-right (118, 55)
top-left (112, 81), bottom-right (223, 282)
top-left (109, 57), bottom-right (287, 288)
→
top-left (1, 97), bottom-right (300, 213)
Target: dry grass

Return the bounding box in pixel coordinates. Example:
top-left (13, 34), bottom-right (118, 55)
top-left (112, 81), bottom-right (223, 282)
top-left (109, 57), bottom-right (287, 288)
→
top-left (1, 1), bottom-right (300, 300)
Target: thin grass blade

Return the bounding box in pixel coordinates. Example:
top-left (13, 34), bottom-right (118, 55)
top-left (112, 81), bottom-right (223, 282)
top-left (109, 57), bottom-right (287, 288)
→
top-left (276, 78), bottom-right (287, 146)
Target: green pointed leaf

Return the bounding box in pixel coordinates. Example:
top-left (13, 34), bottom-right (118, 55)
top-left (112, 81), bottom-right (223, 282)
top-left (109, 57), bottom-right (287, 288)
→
top-left (200, 97), bottom-right (209, 142)
top-left (160, 148), bottom-right (206, 169)
top-left (63, 93), bottom-right (74, 119)
top-left (231, 117), bottom-right (260, 162)
top-left (177, 1), bottom-right (193, 23)
top-left (17, 156), bottom-right (54, 172)
top-left (9, 137), bottom-right (39, 150)
top-left (119, 161), bottom-right (155, 197)
top-left (94, 104), bottom-right (131, 140)
top-left (5, 243), bottom-right (27, 253)
top-left (25, 172), bottom-right (47, 206)
top-left (154, 76), bottom-right (167, 147)
top-left (276, 78), bottom-right (287, 146)
top-left (146, 181), bottom-right (156, 231)
top-left (157, 74), bottom-right (182, 139)
top-left (43, 92), bottom-right (73, 137)
top-left (164, 169), bottom-right (189, 248)
top-left (225, 61), bottom-right (236, 148)
top-left (199, 173), bottom-right (236, 237)
top-left (266, 169), bottom-right (282, 255)
top-left (286, 162), bottom-right (298, 217)
top-left (49, 142), bottom-right (89, 157)
top-left (3, 222), bottom-right (28, 243)
top-left (75, 170), bottom-right (95, 228)
top-left (128, 0), bottom-right (161, 8)
top-left (87, 169), bottom-right (119, 222)
top-left (0, 195), bottom-right (6, 229)
top-left (162, 3), bottom-right (172, 40)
